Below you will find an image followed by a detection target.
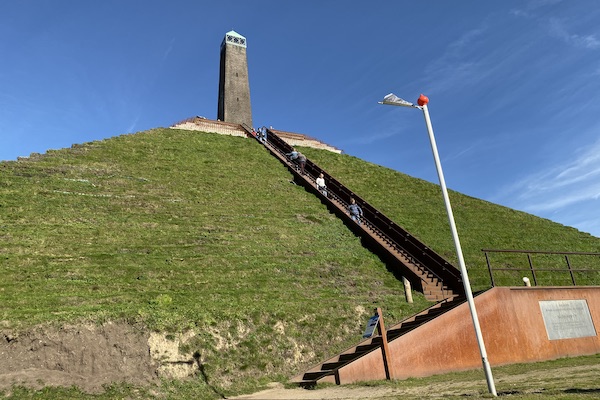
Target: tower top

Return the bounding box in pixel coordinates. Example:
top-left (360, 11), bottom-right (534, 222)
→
top-left (221, 30), bottom-right (247, 49)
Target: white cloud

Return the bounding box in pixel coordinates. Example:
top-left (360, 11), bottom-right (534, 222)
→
top-left (423, 24), bottom-right (490, 92)
top-left (510, 2), bottom-right (600, 50)
top-left (442, 142), bottom-right (480, 164)
top-left (548, 18), bottom-right (600, 50)
top-left (498, 139), bottom-right (600, 214)
top-left (127, 115), bottom-right (140, 134)
top-left (345, 128), bottom-right (398, 145)
top-left (163, 37), bottom-right (175, 61)
top-left (511, 0), bottom-right (564, 16)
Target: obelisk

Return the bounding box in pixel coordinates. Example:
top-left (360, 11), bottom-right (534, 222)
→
top-left (217, 30), bottom-right (253, 128)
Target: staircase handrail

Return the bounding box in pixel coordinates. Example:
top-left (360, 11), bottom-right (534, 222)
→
top-left (263, 128), bottom-right (464, 293)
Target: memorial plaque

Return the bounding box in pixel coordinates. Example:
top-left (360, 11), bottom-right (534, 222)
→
top-left (539, 300), bottom-right (597, 340)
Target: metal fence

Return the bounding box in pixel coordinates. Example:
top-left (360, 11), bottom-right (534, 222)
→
top-left (482, 249), bottom-right (600, 287)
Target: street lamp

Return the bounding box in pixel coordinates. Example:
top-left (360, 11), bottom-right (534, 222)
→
top-left (379, 93), bottom-right (497, 397)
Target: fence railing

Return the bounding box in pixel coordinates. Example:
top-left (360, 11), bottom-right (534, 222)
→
top-left (482, 249), bottom-right (600, 287)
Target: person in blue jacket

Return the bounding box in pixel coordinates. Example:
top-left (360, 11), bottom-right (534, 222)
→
top-left (348, 198), bottom-right (363, 224)
top-left (286, 149), bottom-right (306, 174)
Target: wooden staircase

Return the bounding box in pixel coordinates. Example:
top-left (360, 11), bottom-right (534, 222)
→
top-left (236, 125), bottom-right (475, 386)
top-left (291, 295), bottom-right (468, 386)
top-left (251, 127), bottom-right (465, 301)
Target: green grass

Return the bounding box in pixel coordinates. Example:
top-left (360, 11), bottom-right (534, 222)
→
top-left (1, 128), bottom-right (600, 398)
top-left (343, 353), bottom-right (600, 399)
top-left (300, 147), bottom-right (600, 290)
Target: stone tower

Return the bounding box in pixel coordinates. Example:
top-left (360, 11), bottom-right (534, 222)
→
top-left (217, 30), bottom-right (253, 128)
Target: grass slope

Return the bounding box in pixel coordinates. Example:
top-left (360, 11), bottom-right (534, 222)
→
top-left (301, 147), bottom-right (600, 289)
top-left (1, 128), bottom-right (600, 398)
top-left (0, 129), bottom-right (429, 396)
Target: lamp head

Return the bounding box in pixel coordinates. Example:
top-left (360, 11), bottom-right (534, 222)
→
top-left (379, 93), bottom-right (416, 108)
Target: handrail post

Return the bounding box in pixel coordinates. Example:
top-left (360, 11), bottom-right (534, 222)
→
top-left (565, 255), bottom-right (576, 286)
top-left (375, 307), bottom-right (394, 380)
top-left (402, 277), bottom-right (413, 303)
top-left (484, 252), bottom-right (495, 287)
top-left (527, 254), bottom-right (537, 286)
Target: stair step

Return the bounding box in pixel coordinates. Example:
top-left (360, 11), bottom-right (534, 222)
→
top-left (424, 290), bottom-right (451, 297)
top-left (355, 342), bottom-right (380, 352)
top-left (424, 283), bottom-right (449, 290)
top-left (296, 380), bottom-right (317, 388)
top-left (414, 314), bottom-right (435, 323)
top-left (386, 330), bottom-right (403, 340)
top-left (302, 370), bottom-right (335, 381)
top-left (388, 299), bottom-right (467, 337)
top-left (420, 308), bottom-right (447, 318)
top-left (424, 281), bottom-right (449, 289)
top-left (427, 294), bottom-right (450, 301)
top-left (322, 360), bottom-right (347, 370)
top-left (338, 349), bottom-right (371, 362)
top-left (338, 353), bottom-right (355, 363)
top-left (388, 321), bottom-right (420, 336)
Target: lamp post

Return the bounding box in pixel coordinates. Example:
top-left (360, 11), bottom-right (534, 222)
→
top-left (379, 93), bottom-right (497, 397)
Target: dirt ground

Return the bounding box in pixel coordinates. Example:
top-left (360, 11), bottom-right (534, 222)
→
top-left (231, 381), bottom-right (501, 399)
top-left (2, 322), bottom-right (599, 398)
top-left (0, 322), bottom-right (196, 393)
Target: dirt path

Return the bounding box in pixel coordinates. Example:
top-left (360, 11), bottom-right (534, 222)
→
top-left (230, 363), bottom-right (600, 399)
top-left (229, 382), bottom-right (491, 400)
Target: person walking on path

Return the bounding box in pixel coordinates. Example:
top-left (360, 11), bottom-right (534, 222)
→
top-left (316, 173), bottom-right (327, 197)
top-left (257, 126), bottom-right (267, 144)
top-left (348, 198), bottom-right (363, 224)
top-left (261, 127), bottom-right (268, 144)
top-left (286, 149), bottom-right (298, 159)
top-left (297, 152), bottom-right (307, 174)
top-left (286, 149), bottom-right (299, 166)
top-left (286, 149), bottom-right (306, 174)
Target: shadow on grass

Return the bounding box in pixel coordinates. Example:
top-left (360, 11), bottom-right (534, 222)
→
top-left (194, 351), bottom-right (226, 399)
top-left (564, 388), bottom-right (600, 394)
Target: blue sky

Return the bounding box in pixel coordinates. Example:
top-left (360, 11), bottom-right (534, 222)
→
top-left (2, 1), bottom-right (600, 238)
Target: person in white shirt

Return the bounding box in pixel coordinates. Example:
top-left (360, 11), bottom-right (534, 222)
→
top-left (316, 173), bottom-right (327, 197)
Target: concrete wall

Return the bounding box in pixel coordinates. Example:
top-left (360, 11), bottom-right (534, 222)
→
top-left (336, 286), bottom-right (600, 383)
top-left (270, 128), bottom-right (342, 154)
top-left (170, 118), bottom-right (343, 154)
top-left (171, 118), bottom-right (248, 138)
